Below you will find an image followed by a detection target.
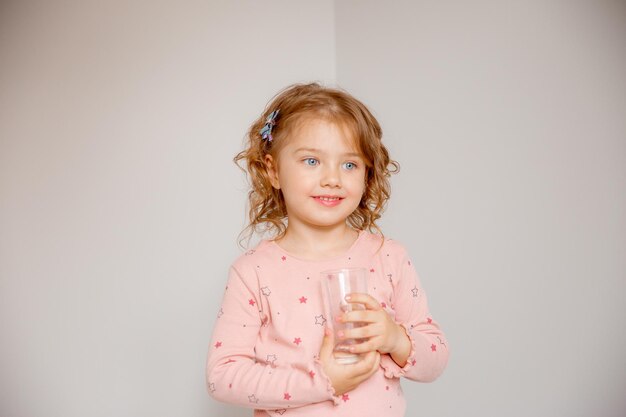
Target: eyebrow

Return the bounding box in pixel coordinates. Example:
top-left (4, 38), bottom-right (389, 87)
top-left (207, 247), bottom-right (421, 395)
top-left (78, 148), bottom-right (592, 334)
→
top-left (292, 147), bottom-right (362, 158)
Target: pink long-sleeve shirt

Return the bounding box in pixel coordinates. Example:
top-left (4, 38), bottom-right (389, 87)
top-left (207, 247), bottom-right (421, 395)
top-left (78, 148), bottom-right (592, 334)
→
top-left (206, 231), bottom-right (448, 416)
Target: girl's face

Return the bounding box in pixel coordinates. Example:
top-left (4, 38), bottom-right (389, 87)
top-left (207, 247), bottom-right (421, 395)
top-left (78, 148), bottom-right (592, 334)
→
top-left (265, 118), bottom-right (366, 233)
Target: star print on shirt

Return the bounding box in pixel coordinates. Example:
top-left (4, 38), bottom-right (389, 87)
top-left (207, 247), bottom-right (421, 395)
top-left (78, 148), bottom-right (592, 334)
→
top-left (309, 370), bottom-right (315, 378)
top-left (427, 317), bottom-right (433, 324)
top-left (248, 394), bottom-right (259, 403)
top-left (261, 286), bottom-right (271, 296)
top-left (217, 308), bottom-right (223, 318)
top-left (281, 256), bottom-right (286, 261)
top-left (411, 286), bottom-right (419, 297)
top-left (209, 382), bottom-right (216, 393)
top-left (387, 274), bottom-right (393, 282)
top-left (431, 344), bottom-right (437, 352)
top-left (214, 341), bottom-right (222, 348)
top-left (284, 392), bottom-right (291, 400)
top-left (293, 337), bottom-right (302, 345)
top-left (370, 268), bottom-right (375, 273)
top-left (299, 296), bottom-right (307, 304)
top-left (266, 354), bottom-right (277, 366)
top-left (249, 299), bottom-right (256, 306)
top-left (315, 315), bottom-right (327, 326)
top-left (341, 393), bottom-right (350, 402)
top-left (276, 410), bottom-right (286, 415)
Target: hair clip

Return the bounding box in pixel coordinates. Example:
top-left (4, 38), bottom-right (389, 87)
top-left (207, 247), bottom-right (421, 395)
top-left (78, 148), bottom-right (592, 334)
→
top-left (260, 110), bottom-right (279, 142)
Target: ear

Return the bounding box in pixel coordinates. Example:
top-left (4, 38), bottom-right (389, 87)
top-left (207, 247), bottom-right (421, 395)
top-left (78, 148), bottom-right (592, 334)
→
top-left (264, 154), bottom-right (281, 189)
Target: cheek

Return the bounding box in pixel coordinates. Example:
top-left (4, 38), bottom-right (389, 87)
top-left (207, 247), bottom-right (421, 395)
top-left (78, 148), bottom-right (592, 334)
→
top-left (279, 171), bottom-right (311, 195)
top-left (350, 172), bottom-right (367, 195)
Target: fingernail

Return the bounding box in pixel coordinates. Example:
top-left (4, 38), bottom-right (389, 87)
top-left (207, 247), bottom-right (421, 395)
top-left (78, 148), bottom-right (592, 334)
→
top-left (345, 295), bottom-right (352, 301)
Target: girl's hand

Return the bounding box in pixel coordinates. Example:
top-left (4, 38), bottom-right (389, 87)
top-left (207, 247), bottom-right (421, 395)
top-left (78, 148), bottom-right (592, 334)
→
top-left (318, 327), bottom-right (381, 396)
top-left (337, 293), bottom-right (412, 366)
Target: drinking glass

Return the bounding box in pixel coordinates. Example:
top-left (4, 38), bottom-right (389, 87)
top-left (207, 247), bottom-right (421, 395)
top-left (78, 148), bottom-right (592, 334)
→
top-left (322, 268), bottom-right (368, 364)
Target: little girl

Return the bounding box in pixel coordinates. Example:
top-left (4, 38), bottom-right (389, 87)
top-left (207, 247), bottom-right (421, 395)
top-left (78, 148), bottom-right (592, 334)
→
top-left (206, 83), bottom-right (448, 416)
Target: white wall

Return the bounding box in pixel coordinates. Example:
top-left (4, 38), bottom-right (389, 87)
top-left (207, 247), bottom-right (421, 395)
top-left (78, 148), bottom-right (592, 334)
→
top-left (1, 1), bottom-right (625, 417)
top-left (0, 1), bottom-right (334, 416)
top-left (336, 1), bottom-right (626, 416)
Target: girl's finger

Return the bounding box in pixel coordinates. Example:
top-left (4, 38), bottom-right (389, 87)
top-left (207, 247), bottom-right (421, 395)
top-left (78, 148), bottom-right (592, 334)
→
top-left (341, 323), bottom-right (378, 340)
top-left (345, 293), bottom-right (381, 310)
top-left (346, 338), bottom-right (379, 354)
top-left (318, 327), bottom-right (334, 359)
top-left (352, 350), bottom-right (379, 376)
top-left (366, 352), bottom-right (381, 378)
top-left (359, 351), bottom-right (381, 378)
top-left (341, 309), bottom-right (382, 324)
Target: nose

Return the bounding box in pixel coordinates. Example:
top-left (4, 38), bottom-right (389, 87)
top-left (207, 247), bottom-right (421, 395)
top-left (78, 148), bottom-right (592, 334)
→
top-left (321, 164), bottom-right (341, 188)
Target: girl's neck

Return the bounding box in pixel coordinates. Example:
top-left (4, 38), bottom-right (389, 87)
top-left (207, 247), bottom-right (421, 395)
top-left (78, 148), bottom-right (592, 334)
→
top-left (274, 224), bottom-right (360, 261)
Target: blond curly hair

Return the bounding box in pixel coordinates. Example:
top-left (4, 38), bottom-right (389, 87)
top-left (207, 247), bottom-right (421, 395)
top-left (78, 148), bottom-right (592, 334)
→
top-left (234, 83), bottom-right (399, 245)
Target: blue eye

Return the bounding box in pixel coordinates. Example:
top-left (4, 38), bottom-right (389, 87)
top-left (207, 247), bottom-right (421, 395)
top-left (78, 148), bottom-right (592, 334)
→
top-left (343, 162), bottom-right (357, 170)
top-left (304, 158), bottom-right (318, 166)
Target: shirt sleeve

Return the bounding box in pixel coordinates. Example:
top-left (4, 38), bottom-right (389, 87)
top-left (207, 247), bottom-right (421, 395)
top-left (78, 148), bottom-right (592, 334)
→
top-left (379, 242), bottom-right (450, 382)
top-left (206, 265), bottom-right (337, 410)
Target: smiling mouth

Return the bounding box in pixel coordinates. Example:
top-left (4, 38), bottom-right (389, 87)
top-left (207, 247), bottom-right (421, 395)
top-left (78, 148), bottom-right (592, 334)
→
top-left (312, 195), bottom-right (344, 206)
